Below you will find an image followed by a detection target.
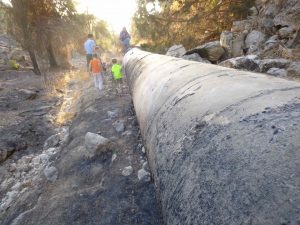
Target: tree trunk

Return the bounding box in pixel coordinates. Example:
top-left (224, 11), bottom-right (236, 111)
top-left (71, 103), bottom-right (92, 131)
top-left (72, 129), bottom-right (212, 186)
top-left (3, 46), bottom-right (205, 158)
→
top-left (28, 49), bottom-right (41, 75)
top-left (47, 42), bottom-right (58, 68)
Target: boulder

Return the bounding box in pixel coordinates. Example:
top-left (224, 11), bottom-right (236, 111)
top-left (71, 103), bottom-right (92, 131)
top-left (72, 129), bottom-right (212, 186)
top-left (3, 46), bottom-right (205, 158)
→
top-left (218, 55), bottom-right (259, 71)
top-left (287, 62), bottom-right (300, 76)
top-left (258, 58), bottom-right (290, 72)
top-left (220, 31), bottom-right (233, 52)
top-left (186, 41), bottom-right (225, 62)
top-left (245, 30), bottom-right (267, 52)
top-left (265, 35), bottom-right (279, 49)
top-left (182, 53), bottom-right (211, 63)
top-left (84, 132), bottom-right (110, 155)
top-left (220, 31), bottom-right (245, 58)
top-left (278, 27), bottom-right (295, 39)
top-left (166, 45), bottom-right (186, 57)
top-left (266, 68), bottom-right (287, 77)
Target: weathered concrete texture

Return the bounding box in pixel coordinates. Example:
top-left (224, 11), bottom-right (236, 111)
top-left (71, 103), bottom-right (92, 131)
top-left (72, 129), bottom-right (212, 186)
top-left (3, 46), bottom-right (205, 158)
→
top-left (124, 49), bottom-right (300, 225)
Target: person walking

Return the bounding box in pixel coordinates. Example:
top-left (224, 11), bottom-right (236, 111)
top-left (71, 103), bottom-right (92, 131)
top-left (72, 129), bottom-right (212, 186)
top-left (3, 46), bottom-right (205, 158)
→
top-left (111, 58), bottom-right (123, 95)
top-left (119, 27), bottom-right (131, 53)
top-left (84, 33), bottom-right (96, 71)
top-left (89, 54), bottom-right (104, 91)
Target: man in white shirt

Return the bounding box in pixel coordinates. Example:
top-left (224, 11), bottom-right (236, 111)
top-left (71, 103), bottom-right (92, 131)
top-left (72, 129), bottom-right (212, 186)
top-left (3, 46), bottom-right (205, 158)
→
top-left (84, 33), bottom-right (96, 70)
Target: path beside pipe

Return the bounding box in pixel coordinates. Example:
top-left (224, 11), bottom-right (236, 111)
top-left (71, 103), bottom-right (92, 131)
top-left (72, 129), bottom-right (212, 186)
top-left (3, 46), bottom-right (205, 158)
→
top-left (124, 49), bottom-right (300, 225)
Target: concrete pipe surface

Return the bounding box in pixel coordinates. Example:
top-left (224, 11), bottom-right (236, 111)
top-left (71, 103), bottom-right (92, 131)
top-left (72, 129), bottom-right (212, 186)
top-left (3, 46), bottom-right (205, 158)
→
top-left (124, 49), bottom-right (300, 225)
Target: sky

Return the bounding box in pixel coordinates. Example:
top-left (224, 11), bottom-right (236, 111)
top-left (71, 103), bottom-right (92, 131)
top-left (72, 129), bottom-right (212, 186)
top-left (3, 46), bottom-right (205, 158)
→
top-left (75, 0), bottom-right (137, 32)
top-left (2, 0), bottom-right (137, 32)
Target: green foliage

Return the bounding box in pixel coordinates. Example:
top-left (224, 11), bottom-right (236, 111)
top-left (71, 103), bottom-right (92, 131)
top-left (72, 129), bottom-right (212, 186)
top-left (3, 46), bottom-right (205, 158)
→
top-left (8, 59), bottom-right (20, 70)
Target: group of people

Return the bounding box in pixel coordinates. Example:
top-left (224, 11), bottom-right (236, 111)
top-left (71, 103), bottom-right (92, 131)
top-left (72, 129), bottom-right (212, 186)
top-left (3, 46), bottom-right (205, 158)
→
top-left (84, 27), bottom-right (131, 94)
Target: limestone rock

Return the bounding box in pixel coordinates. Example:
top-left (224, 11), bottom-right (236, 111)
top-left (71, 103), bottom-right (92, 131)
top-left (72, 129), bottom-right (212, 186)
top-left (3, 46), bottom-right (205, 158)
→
top-left (84, 132), bottom-right (110, 155)
top-left (245, 30), bottom-right (267, 51)
top-left (220, 31), bottom-right (233, 52)
top-left (122, 166), bottom-right (133, 176)
top-left (220, 31), bottom-right (245, 58)
top-left (265, 35), bottom-right (279, 49)
top-left (137, 169), bottom-right (151, 182)
top-left (287, 62), bottom-right (300, 76)
top-left (218, 55), bottom-right (259, 71)
top-left (278, 27), bottom-right (295, 39)
top-left (182, 53), bottom-right (211, 63)
top-left (266, 68), bottom-right (287, 76)
top-left (273, 0), bottom-right (300, 30)
top-left (258, 58), bottom-right (290, 72)
top-left (186, 41), bottom-right (225, 62)
top-left (166, 45), bottom-right (186, 57)
top-left (43, 166), bottom-right (58, 182)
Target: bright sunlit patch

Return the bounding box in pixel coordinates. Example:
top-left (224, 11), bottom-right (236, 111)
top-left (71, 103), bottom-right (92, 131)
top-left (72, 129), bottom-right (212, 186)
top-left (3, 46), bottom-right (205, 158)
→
top-left (146, 1), bottom-right (161, 14)
top-left (75, 0), bottom-right (137, 32)
top-left (54, 70), bottom-right (85, 125)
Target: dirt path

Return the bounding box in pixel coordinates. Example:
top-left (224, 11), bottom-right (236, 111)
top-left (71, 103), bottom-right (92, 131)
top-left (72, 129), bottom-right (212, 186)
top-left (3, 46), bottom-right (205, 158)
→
top-left (0, 57), bottom-right (163, 224)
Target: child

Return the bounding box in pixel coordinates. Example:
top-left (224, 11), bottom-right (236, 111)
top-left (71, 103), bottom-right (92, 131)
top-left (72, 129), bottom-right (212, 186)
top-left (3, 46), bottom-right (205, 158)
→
top-left (89, 54), bottom-right (104, 91)
top-left (111, 58), bottom-right (123, 95)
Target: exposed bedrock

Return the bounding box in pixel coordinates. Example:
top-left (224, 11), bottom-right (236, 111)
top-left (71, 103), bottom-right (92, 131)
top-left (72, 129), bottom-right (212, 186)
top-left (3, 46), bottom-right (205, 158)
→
top-left (124, 49), bottom-right (300, 225)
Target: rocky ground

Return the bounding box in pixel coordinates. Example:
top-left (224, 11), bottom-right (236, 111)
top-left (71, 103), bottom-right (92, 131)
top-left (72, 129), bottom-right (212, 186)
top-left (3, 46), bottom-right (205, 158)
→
top-left (0, 56), bottom-right (163, 224)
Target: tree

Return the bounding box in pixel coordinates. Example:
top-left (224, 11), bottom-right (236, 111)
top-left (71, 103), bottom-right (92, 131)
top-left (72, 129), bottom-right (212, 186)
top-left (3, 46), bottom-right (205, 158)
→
top-left (133, 0), bottom-right (254, 53)
top-left (7, 0), bottom-right (76, 74)
top-left (8, 0), bottom-right (41, 74)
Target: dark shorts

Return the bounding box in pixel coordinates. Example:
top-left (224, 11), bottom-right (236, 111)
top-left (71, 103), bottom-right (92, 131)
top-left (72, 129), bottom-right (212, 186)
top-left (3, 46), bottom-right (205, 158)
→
top-left (86, 54), bottom-right (93, 67)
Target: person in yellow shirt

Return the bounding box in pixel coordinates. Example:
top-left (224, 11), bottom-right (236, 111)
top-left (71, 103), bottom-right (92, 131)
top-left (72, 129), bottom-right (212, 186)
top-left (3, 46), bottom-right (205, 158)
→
top-left (111, 58), bottom-right (123, 95)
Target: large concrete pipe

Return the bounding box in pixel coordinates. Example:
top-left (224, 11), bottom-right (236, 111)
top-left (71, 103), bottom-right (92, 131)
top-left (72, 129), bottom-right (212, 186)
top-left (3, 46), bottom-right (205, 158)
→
top-left (123, 49), bottom-right (300, 225)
